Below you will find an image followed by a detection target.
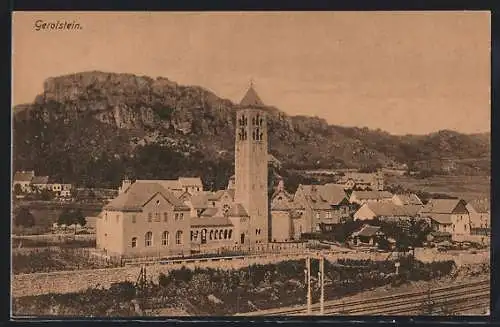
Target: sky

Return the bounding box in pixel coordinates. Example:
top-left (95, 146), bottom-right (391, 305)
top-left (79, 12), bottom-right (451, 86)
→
top-left (12, 11), bottom-right (490, 135)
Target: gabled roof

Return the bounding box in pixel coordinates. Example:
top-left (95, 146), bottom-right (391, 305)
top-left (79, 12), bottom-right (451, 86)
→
top-left (393, 193), bottom-right (423, 205)
top-left (136, 179), bottom-right (183, 191)
top-left (14, 171), bottom-right (34, 182)
top-left (299, 183), bottom-right (347, 206)
top-left (190, 217), bottom-right (234, 228)
top-left (31, 176), bottom-right (49, 184)
top-left (364, 202), bottom-right (423, 217)
top-left (271, 188), bottom-right (293, 202)
top-left (104, 182), bottom-right (189, 211)
top-left (190, 193), bottom-right (210, 209)
top-left (240, 85), bottom-right (265, 107)
top-left (227, 203), bottom-right (249, 217)
top-left (426, 213), bottom-right (453, 225)
top-left (212, 189), bottom-right (236, 201)
top-left (200, 207), bottom-right (220, 217)
top-left (351, 191), bottom-right (393, 201)
top-left (178, 177), bottom-right (203, 187)
top-left (467, 198), bottom-right (490, 214)
top-left (421, 199), bottom-right (464, 214)
top-left (353, 225), bottom-right (383, 238)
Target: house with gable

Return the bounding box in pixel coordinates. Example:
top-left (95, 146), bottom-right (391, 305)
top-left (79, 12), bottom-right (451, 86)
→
top-left (392, 193), bottom-right (423, 206)
top-left (13, 170), bottom-right (35, 193)
top-left (96, 181), bottom-right (192, 258)
top-left (293, 183), bottom-right (350, 233)
top-left (466, 198), bottom-right (490, 235)
top-left (270, 178), bottom-right (306, 242)
top-left (353, 202), bottom-right (423, 221)
top-left (349, 190), bottom-right (394, 205)
top-left (419, 198), bottom-right (471, 239)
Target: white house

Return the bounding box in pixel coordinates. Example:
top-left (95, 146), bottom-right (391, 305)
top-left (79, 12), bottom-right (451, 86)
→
top-left (419, 199), bottom-right (471, 239)
top-left (392, 193), bottom-right (423, 206)
top-left (349, 190), bottom-right (394, 205)
top-left (353, 202), bottom-right (423, 221)
top-left (466, 198), bottom-right (490, 235)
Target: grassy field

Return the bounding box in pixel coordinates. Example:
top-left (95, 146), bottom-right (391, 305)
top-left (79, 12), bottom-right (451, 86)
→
top-left (12, 200), bottom-right (102, 229)
top-left (386, 175), bottom-right (490, 201)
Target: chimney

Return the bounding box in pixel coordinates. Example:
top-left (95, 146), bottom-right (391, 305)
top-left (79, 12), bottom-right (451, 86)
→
top-left (119, 177), bottom-right (132, 194)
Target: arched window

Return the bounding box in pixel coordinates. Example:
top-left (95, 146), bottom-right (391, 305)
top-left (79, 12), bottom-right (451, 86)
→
top-left (176, 230), bottom-right (183, 245)
top-left (224, 230), bottom-right (228, 239)
top-left (228, 230), bottom-right (232, 239)
top-left (131, 237), bottom-right (137, 248)
top-left (162, 231), bottom-right (169, 246)
top-left (145, 232), bottom-right (153, 247)
top-left (201, 229), bottom-right (207, 244)
top-left (219, 230), bottom-right (223, 239)
top-left (210, 230), bottom-right (213, 240)
top-left (214, 230), bottom-right (218, 240)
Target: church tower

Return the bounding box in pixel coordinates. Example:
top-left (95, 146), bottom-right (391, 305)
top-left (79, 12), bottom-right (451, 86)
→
top-left (235, 83), bottom-right (269, 244)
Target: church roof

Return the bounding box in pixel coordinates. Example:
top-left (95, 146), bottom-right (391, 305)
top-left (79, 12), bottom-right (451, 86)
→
top-left (227, 203), bottom-right (249, 217)
top-left (104, 182), bottom-right (189, 212)
top-left (200, 207), bottom-right (220, 217)
top-left (240, 85), bottom-right (265, 107)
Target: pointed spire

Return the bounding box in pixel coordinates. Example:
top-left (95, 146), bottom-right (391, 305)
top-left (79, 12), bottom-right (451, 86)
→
top-left (240, 80), bottom-right (265, 107)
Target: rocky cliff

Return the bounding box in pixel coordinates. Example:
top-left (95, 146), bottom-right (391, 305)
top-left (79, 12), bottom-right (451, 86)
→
top-left (13, 71), bottom-right (490, 189)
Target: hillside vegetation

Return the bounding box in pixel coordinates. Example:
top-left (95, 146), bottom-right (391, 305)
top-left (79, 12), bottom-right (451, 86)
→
top-left (13, 71), bottom-right (490, 189)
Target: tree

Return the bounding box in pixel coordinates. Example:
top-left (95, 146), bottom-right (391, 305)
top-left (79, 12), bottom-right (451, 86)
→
top-left (39, 188), bottom-right (54, 201)
top-left (58, 208), bottom-right (72, 226)
top-left (74, 208), bottom-right (86, 227)
top-left (13, 184), bottom-right (23, 196)
top-left (14, 207), bottom-right (35, 228)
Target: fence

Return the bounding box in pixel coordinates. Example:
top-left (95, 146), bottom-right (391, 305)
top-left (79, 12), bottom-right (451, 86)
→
top-left (12, 233), bottom-right (96, 248)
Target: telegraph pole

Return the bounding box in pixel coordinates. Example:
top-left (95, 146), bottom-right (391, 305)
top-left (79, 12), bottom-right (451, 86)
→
top-left (306, 256), bottom-right (312, 314)
top-left (320, 256), bottom-right (325, 315)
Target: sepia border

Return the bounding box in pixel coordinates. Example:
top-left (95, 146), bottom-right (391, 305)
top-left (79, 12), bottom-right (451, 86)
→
top-left (5, 0), bottom-right (498, 326)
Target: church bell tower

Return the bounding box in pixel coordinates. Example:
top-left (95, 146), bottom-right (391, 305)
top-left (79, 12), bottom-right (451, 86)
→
top-left (234, 83), bottom-right (269, 244)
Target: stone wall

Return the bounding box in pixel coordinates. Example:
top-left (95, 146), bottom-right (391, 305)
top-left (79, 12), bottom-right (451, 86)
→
top-left (13, 248), bottom-right (489, 298)
top-left (12, 252), bottom-right (313, 298)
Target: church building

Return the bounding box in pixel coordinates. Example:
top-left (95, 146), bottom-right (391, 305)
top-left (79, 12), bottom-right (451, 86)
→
top-left (95, 84), bottom-right (270, 258)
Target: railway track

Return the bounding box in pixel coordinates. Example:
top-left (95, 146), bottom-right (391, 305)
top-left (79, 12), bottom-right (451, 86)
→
top-left (239, 279), bottom-right (489, 316)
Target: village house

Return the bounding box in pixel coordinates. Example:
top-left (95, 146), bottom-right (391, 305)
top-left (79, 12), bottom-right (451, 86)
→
top-left (270, 179), bottom-right (306, 242)
top-left (337, 170), bottom-right (385, 191)
top-left (350, 224), bottom-right (385, 247)
top-left (349, 190), bottom-right (394, 205)
top-left (178, 177), bottom-right (204, 195)
top-left (96, 182), bottom-right (192, 258)
top-left (392, 193), bottom-right (423, 206)
top-left (419, 198), bottom-right (471, 240)
top-left (293, 183), bottom-right (350, 233)
top-left (30, 176), bottom-right (50, 192)
top-left (466, 198), bottom-right (490, 236)
top-left (353, 202), bottom-right (423, 221)
top-left (48, 182), bottom-right (73, 198)
top-left (13, 170), bottom-right (35, 193)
